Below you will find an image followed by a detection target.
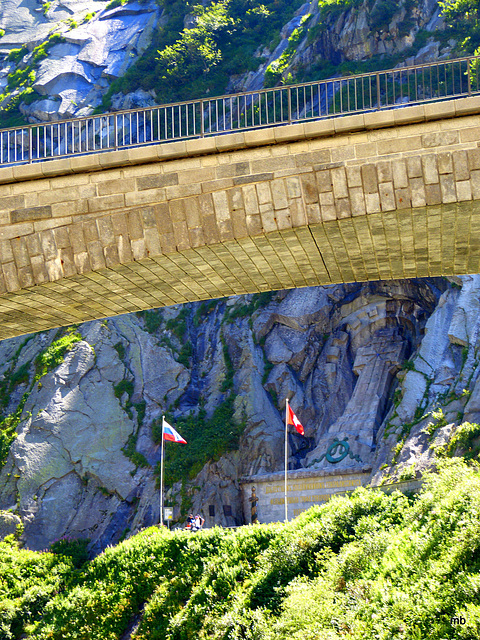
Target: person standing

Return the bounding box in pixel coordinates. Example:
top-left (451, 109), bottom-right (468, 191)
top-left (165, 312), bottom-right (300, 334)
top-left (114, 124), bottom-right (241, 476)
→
top-left (249, 487), bottom-right (259, 524)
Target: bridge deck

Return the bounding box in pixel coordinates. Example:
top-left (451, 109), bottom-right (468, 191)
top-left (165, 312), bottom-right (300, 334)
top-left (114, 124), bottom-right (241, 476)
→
top-left (0, 96), bottom-right (480, 340)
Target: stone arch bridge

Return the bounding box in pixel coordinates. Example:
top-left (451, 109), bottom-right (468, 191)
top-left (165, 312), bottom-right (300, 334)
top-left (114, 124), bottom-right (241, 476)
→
top-left (1, 95), bottom-right (480, 340)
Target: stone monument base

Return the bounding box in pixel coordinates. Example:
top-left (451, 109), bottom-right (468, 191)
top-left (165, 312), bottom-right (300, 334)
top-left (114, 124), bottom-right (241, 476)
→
top-left (240, 467), bottom-right (372, 523)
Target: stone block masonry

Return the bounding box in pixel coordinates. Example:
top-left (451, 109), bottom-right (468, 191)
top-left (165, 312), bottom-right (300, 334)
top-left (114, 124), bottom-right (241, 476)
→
top-left (241, 468), bottom-right (372, 522)
top-left (241, 468), bottom-right (422, 523)
top-left (1, 96), bottom-right (480, 340)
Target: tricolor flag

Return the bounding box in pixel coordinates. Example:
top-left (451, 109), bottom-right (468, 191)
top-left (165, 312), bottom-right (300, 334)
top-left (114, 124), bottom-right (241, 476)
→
top-left (287, 404), bottom-right (305, 436)
top-left (163, 418), bottom-right (187, 444)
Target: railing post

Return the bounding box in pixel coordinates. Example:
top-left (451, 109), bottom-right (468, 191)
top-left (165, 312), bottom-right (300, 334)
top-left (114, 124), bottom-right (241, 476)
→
top-left (288, 86), bottom-right (292, 124)
top-left (468, 57), bottom-right (472, 96)
top-left (1, 55), bottom-right (478, 168)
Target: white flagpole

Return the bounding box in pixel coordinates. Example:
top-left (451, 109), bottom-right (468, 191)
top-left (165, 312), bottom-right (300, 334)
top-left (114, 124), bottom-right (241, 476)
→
top-left (160, 415), bottom-right (165, 526)
top-left (285, 398), bottom-right (288, 522)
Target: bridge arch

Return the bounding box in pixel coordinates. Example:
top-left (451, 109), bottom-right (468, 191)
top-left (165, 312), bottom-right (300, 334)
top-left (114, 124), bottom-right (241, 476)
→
top-left (1, 95), bottom-right (480, 341)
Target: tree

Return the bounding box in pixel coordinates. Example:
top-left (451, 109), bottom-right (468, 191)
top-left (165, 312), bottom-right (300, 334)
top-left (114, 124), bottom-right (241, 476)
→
top-left (440, 0), bottom-right (480, 52)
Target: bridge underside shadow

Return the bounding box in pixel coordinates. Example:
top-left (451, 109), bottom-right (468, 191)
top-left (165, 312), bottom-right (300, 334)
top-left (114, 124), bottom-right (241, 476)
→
top-left (0, 201), bottom-right (477, 341)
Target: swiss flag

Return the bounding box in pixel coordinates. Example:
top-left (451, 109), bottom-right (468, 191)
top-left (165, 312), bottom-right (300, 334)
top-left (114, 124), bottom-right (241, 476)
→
top-left (287, 404), bottom-right (305, 436)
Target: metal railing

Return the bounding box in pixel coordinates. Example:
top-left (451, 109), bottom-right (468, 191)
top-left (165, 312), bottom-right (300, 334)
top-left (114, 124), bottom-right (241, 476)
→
top-left (1, 55), bottom-right (479, 166)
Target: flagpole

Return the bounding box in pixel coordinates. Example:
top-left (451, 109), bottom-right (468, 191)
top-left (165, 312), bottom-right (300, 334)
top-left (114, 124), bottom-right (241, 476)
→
top-left (160, 415), bottom-right (165, 527)
top-left (285, 398), bottom-right (288, 523)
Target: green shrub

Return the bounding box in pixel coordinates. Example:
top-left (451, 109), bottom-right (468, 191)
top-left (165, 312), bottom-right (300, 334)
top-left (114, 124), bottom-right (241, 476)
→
top-left (114, 379), bottom-right (134, 401)
top-left (35, 330), bottom-right (82, 379)
top-left (8, 361), bottom-right (31, 391)
top-left (7, 46), bottom-right (28, 62)
top-left (165, 306), bottom-right (189, 341)
top-left (177, 340), bottom-right (193, 367)
top-left (50, 538), bottom-right (90, 569)
top-left (106, 0), bottom-right (128, 9)
top-left (440, 0), bottom-right (480, 53)
top-left (113, 342), bottom-right (126, 361)
top-left (224, 291), bottom-right (275, 323)
top-left (134, 400), bottom-right (146, 427)
top-left (219, 337), bottom-right (234, 392)
top-left (157, 394), bottom-right (244, 489)
top-left (137, 309), bottom-right (163, 334)
top-left (4, 462), bottom-right (480, 639)
top-left (318, 0), bottom-right (363, 21)
top-left (370, 0), bottom-right (397, 30)
top-left (122, 431), bottom-right (150, 469)
top-left (262, 358), bottom-right (274, 385)
top-left (445, 422), bottom-right (480, 459)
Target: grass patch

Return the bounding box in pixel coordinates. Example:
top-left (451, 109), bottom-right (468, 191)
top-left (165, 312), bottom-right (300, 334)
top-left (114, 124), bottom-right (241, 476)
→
top-left (155, 394), bottom-right (244, 491)
top-left (3, 461), bottom-right (480, 639)
top-left (137, 309), bottom-right (163, 334)
top-left (34, 329), bottom-right (82, 380)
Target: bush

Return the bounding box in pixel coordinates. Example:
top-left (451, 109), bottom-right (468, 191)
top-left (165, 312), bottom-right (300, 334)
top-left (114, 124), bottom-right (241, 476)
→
top-left (157, 394), bottom-right (244, 489)
top-left (7, 46), bottom-right (28, 62)
top-left (370, 0), bottom-right (397, 30)
top-left (50, 538), bottom-right (90, 569)
top-left (445, 422), bottom-right (480, 459)
top-left (35, 329), bottom-right (82, 378)
top-left (114, 379), bottom-right (134, 401)
top-left (4, 462), bottom-right (480, 638)
top-left (137, 309), bottom-right (163, 334)
top-left (440, 0), bottom-right (480, 52)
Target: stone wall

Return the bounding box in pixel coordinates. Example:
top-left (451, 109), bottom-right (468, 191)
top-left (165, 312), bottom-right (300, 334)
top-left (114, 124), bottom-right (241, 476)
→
top-left (242, 468), bottom-right (372, 522)
top-left (241, 469), bottom-right (422, 523)
top-left (1, 96), bottom-right (480, 339)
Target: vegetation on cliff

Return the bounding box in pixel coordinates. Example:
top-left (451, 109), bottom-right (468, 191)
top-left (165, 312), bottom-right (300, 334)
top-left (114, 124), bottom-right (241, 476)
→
top-left (103, 0), bottom-right (462, 108)
top-left (1, 459), bottom-right (480, 639)
top-left (0, 328), bottom-right (83, 471)
top-left (101, 0), bottom-right (305, 108)
top-left (440, 0), bottom-right (480, 53)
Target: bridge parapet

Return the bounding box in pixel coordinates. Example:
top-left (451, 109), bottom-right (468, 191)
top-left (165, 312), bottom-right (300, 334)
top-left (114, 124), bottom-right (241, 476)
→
top-left (1, 55), bottom-right (479, 166)
top-left (1, 97), bottom-right (480, 340)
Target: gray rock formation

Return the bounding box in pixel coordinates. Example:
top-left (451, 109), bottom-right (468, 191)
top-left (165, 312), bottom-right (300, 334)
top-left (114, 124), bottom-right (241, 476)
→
top-left (1, 0), bottom-right (454, 123)
top-left (5, 276), bottom-right (479, 554)
top-left (1, 0), bottom-right (161, 119)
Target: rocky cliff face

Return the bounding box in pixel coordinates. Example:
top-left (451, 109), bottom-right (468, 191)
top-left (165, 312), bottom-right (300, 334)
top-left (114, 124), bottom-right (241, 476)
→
top-left (0, 0), bottom-right (475, 554)
top-left (0, 0), bottom-right (452, 123)
top-left (0, 0), bottom-right (161, 120)
top-left (3, 276), bottom-right (480, 552)
top-left (236, 0), bottom-right (449, 93)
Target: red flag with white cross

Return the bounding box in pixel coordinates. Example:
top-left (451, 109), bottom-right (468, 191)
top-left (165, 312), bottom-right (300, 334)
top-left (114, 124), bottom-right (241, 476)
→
top-left (286, 404), bottom-right (305, 436)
